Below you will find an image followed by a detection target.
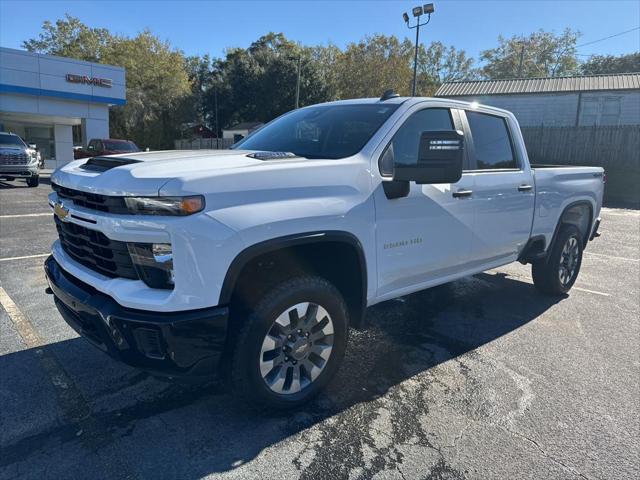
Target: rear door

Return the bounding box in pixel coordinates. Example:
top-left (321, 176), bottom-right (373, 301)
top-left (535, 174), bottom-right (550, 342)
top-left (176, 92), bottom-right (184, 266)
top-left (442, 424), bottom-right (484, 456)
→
top-left (461, 109), bottom-right (535, 264)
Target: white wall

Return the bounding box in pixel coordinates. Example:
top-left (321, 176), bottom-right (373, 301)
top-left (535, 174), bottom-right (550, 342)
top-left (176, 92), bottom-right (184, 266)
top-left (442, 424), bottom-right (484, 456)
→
top-left (0, 47), bottom-right (126, 103)
top-left (52, 124), bottom-right (73, 170)
top-left (452, 91), bottom-right (640, 127)
top-left (0, 47), bottom-right (126, 167)
top-left (579, 91), bottom-right (640, 126)
top-left (455, 93), bottom-right (580, 126)
top-left (222, 129), bottom-right (248, 140)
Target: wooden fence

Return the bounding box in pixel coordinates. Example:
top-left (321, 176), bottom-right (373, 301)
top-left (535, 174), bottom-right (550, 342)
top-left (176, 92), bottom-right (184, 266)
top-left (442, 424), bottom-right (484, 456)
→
top-left (520, 126), bottom-right (640, 206)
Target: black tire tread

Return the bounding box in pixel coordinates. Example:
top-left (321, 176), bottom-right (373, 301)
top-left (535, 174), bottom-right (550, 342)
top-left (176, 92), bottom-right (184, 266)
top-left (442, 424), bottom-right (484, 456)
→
top-left (229, 275), bottom-right (348, 409)
top-left (532, 224), bottom-right (583, 296)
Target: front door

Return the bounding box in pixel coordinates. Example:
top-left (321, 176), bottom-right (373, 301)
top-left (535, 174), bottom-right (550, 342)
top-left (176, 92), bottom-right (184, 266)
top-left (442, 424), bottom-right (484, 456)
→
top-left (373, 107), bottom-right (476, 300)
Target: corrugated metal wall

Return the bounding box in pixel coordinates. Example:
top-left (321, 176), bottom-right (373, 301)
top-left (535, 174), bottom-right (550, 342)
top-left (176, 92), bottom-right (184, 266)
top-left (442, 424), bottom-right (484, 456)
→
top-left (521, 125), bottom-right (640, 205)
top-left (454, 91), bottom-right (640, 127)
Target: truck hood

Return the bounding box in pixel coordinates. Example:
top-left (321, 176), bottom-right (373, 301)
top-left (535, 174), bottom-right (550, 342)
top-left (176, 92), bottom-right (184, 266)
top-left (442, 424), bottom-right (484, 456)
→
top-left (0, 146), bottom-right (27, 155)
top-left (52, 150), bottom-right (269, 196)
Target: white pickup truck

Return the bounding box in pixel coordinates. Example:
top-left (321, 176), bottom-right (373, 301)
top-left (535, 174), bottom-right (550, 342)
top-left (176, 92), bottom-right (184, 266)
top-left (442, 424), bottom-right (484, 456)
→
top-left (45, 94), bottom-right (604, 407)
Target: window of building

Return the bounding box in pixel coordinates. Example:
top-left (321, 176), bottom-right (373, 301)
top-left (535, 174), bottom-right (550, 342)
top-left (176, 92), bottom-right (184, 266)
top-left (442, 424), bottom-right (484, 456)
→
top-left (466, 111), bottom-right (517, 170)
top-left (72, 124), bottom-right (83, 146)
top-left (579, 95), bottom-right (622, 126)
top-left (601, 96), bottom-right (621, 125)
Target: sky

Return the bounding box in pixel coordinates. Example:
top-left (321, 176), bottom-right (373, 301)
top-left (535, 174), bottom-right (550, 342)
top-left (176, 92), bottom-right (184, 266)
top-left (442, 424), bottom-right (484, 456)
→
top-left (1, 0), bottom-right (639, 64)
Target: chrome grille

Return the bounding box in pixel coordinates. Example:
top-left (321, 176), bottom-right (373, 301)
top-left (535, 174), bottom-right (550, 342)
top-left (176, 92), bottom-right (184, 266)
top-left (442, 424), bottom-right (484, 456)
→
top-left (52, 183), bottom-right (130, 214)
top-left (0, 153), bottom-right (29, 166)
top-left (55, 216), bottom-right (139, 279)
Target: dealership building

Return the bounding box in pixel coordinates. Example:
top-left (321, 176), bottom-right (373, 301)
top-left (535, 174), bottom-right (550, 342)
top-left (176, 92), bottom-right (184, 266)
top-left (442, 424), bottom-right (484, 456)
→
top-left (0, 47), bottom-right (125, 168)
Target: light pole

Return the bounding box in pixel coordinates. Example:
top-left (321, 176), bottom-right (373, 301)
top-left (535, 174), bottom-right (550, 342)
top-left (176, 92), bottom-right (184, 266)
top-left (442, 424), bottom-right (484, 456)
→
top-left (403, 3), bottom-right (435, 96)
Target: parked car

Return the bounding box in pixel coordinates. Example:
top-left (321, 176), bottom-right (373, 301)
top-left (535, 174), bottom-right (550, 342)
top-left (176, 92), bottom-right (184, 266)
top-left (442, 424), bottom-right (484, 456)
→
top-left (73, 138), bottom-right (140, 159)
top-left (0, 132), bottom-right (40, 187)
top-left (45, 95), bottom-right (604, 408)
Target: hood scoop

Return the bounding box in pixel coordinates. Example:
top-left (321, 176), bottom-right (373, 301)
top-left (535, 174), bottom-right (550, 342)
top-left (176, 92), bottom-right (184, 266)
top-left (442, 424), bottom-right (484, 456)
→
top-left (79, 156), bottom-right (142, 172)
top-left (246, 151), bottom-right (300, 161)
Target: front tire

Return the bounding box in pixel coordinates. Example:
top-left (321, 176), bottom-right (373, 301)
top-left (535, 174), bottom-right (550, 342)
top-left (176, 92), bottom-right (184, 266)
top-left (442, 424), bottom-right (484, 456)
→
top-left (532, 224), bottom-right (583, 295)
top-left (229, 276), bottom-right (349, 409)
top-left (27, 175), bottom-right (39, 187)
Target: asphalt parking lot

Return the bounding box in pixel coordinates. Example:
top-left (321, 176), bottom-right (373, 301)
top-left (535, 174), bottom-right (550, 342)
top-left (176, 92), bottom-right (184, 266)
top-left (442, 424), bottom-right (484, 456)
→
top-left (1, 177), bottom-right (638, 480)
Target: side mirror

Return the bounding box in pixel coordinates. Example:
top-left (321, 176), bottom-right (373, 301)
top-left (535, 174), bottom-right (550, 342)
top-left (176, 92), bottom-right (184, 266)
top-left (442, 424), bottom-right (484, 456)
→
top-left (394, 130), bottom-right (464, 184)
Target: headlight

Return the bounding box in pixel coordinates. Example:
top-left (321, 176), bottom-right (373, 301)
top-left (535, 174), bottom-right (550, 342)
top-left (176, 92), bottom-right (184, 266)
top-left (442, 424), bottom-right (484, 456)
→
top-left (123, 196), bottom-right (205, 216)
top-left (127, 243), bottom-right (174, 289)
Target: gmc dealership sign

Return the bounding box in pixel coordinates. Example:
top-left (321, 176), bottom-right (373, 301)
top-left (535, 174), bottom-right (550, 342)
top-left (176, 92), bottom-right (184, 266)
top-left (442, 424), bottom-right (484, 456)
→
top-left (65, 74), bottom-right (112, 88)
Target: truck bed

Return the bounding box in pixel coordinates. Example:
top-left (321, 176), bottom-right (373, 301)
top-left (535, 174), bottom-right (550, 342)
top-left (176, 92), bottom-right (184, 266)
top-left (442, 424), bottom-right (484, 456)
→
top-left (530, 164), bottom-right (605, 248)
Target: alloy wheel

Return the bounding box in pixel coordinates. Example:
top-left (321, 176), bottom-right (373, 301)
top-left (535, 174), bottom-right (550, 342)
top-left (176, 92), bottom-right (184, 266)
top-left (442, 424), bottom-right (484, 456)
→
top-left (259, 302), bottom-right (334, 395)
top-left (558, 236), bottom-right (580, 287)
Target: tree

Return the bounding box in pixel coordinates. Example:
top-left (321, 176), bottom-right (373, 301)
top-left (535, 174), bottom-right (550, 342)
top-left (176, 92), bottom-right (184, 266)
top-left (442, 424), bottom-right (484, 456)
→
top-left (202, 33), bottom-right (332, 131)
top-left (480, 29), bottom-right (580, 79)
top-left (580, 53), bottom-right (640, 75)
top-left (24, 17), bottom-right (191, 149)
top-left (22, 14), bottom-right (111, 62)
top-left (417, 41), bottom-right (476, 95)
top-left (101, 31), bottom-right (191, 149)
top-left (332, 34), bottom-right (414, 98)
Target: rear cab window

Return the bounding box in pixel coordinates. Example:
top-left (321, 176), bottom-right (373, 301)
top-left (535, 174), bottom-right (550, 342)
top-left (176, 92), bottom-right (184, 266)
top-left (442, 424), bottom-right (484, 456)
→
top-left (465, 111), bottom-right (517, 170)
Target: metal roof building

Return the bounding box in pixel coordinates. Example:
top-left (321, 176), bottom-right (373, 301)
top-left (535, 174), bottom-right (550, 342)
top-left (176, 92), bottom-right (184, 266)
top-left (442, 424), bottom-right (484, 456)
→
top-left (435, 73), bottom-right (640, 127)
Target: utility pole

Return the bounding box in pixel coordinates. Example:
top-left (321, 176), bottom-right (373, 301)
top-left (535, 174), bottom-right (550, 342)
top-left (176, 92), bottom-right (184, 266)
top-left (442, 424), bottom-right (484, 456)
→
top-left (517, 41), bottom-right (526, 77)
top-left (214, 87), bottom-right (219, 148)
top-left (412, 23), bottom-right (420, 96)
top-left (295, 55), bottom-right (301, 109)
top-left (403, 4), bottom-right (435, 96)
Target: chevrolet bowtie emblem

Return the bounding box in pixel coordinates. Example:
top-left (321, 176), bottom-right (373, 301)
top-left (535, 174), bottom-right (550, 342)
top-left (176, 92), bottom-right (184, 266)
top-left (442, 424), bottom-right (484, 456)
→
top-left (54, 201), bottom-right (69, 221)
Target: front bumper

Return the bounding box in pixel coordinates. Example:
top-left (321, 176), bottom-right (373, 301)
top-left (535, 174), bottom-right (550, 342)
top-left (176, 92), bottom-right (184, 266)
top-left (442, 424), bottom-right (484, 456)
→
top-left (45, 255), bottom-right (229, 378)
top-left (0, 165), bottom-right (38, 178)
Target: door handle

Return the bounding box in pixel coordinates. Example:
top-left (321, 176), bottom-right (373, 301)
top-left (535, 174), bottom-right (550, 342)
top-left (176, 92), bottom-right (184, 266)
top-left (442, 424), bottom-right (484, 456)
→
top-left (452, 189), bottom-right (473, 198)
top-left (518, 184), bottom-right (533, 192)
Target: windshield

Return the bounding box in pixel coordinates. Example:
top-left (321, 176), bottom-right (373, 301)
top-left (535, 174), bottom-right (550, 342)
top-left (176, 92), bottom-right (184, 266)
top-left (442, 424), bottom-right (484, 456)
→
top-left (103, 141), bottom-right (139, 152)
top-left (0, 135), bottom-right (26, 147)
top-left (233, 104), bottom-right (399, 159)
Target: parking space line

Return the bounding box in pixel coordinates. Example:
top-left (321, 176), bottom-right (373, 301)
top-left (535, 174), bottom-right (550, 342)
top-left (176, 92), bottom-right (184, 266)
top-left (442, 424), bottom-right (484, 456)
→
top-left (0, 286), bottom-right (45, 348)
top-left (0, 253), bottom-right (50, 262)
top-left (572, 286), bottom-right (611, 297)
top-left (0, 212), bottom-right (52, 219)
top-left (601, 209), bottom-right (640, 217)
top-left (0, 286), bottom-right (139, 479)
top-left (497, 272), bottom-right (611, 297)
top-left (584, 252), bottom-right (640, 263)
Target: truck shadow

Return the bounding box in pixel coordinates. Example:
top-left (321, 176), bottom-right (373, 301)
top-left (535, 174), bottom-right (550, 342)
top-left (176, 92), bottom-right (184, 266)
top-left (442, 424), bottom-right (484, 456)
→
top-left (0, 271), bottom-right (563, 478)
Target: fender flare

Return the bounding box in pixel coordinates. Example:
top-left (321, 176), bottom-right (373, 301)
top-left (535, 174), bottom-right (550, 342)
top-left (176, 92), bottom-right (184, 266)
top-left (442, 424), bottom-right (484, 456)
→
top-left (548, 200), bottom-right (595, 253)
top-left (219, 230), bottom-right (368, 325)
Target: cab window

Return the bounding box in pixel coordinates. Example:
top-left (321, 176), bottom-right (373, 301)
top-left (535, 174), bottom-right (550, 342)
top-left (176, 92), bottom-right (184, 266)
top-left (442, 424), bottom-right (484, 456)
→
top-left (466, 111), bottom-right (517, 170)
top-left (380, 108), bottom-right (453, 176)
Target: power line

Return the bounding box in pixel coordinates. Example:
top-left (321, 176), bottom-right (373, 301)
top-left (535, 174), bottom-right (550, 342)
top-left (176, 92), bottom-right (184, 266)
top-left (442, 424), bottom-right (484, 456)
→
top-left (575, 26), bottom-right (640, 49)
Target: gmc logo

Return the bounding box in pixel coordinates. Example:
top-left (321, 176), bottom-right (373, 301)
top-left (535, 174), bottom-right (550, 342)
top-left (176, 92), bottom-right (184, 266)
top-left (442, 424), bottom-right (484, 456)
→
top-left (65, 74), bottom-right (112, 88)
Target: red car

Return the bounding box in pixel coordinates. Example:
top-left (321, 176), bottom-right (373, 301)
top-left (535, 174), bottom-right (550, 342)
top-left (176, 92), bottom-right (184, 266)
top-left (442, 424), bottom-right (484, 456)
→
top-left (74, 138), bottom-right (140, 160)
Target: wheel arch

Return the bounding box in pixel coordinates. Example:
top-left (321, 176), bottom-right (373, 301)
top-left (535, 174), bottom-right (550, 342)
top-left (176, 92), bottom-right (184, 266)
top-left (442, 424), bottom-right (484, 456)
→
top-left (220, 231), bottom-right (368, 328)
top-left (549, 200), bottom-right (595, 251)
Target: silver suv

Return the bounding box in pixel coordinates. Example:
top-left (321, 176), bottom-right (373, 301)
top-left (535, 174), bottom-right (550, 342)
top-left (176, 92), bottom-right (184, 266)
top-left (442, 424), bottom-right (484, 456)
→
top-left (0, 132), bottom-right (40, 187)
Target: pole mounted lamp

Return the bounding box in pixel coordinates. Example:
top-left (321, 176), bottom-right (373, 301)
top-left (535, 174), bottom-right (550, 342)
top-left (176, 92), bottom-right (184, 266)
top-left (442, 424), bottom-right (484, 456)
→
top-left (403, 3), bottom-right (435, 96)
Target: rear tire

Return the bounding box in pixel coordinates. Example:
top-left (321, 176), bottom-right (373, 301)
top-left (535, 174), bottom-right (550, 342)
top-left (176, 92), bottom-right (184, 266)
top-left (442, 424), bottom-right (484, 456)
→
top-left (229, 276), bottom-right (349, 409)
top-left (532, 224), bottom-right (583, 295)
top-left (27, 175), bottom-right (39, 187)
